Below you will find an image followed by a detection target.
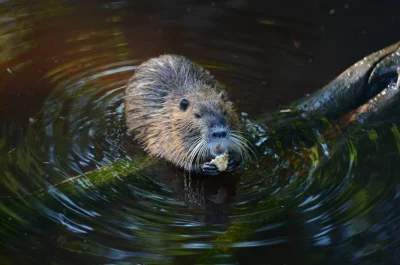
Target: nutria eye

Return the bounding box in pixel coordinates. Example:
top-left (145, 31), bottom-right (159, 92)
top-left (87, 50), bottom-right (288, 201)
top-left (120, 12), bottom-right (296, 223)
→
top-left (194, 113), bottom-right (201, 119)
top-left (223, 110), bottom-right (227, 116)
top-left (180, 99), bottom-right (189, 111)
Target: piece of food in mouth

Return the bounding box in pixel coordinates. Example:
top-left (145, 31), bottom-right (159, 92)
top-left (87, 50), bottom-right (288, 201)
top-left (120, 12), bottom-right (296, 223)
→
top-left (209, 153), bottom-right (229, 171)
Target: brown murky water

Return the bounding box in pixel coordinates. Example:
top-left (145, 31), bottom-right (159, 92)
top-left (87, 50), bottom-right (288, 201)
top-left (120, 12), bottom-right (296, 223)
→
top-left (1, 1), bottom-right (400, 265)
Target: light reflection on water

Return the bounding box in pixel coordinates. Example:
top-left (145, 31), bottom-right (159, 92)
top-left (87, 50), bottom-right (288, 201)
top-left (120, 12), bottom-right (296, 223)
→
top-left (1, 0), bottom-right (400, 265)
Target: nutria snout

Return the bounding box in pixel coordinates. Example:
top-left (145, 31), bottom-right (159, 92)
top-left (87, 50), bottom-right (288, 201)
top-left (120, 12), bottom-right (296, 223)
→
top-left (123, 54), bottom-right (251, 175)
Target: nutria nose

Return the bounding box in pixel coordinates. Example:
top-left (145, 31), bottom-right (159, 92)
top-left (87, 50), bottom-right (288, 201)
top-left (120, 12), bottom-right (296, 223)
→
top-left (215, 144), bottom-right (225, 154)
top-left (212, 131), bottom-right (227, 138)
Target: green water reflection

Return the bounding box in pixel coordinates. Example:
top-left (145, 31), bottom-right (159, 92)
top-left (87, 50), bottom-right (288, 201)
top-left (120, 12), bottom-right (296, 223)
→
top-left (1, 1), bottom-right (400, 265)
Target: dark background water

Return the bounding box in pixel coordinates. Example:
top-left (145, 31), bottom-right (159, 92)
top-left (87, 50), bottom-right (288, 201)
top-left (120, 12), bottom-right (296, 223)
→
top-left (1, 0), bottom-right (400, 265)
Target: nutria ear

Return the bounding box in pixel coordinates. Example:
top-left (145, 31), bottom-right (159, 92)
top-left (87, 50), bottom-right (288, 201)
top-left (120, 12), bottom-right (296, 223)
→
top-left (219, 91), bottom-right (227, 101)
top-left (180, 99), bottom-right (189, 111)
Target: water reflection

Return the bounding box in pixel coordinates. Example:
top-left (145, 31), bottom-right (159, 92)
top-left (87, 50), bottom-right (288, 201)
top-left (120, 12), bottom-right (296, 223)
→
top-left (1, 0), bottom-right (400, 265)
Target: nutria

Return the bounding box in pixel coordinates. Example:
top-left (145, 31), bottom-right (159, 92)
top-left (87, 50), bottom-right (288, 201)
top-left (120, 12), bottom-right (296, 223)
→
top-left (123, 54), bottom-right (250, 175)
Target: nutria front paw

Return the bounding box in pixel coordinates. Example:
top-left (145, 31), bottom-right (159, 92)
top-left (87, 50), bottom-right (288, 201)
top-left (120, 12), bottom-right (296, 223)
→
top-left (201, 162), bottom-right (220, 176)
top-left (226, 157), bottom-right (239, 172)
top-left (201, 157), bottom-right (238, 175)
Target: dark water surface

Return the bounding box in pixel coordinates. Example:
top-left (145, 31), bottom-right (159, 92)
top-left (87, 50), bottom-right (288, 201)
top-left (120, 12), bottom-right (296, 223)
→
top-left (1, 1), bottom-right (400, 264)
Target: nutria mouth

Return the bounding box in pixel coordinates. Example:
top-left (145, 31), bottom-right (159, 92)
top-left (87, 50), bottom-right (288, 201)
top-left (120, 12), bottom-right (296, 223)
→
top-left (124, 54), bottom-right (253, 175)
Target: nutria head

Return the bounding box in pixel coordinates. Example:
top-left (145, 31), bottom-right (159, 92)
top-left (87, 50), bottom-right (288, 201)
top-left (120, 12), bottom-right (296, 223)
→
top-left (124, 54), bottom-right (252, 173)
top-left (163, 86), bottom-right (248, 170)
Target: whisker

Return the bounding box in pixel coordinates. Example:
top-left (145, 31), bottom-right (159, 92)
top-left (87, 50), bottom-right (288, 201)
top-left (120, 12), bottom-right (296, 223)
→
top-left (231, 130), bottom-right (254, 137)
top-left (229, 139), bottom-right (245, 162)
top-left (196, 141), bottom-right (208, 166)
top-left (231, 133), bottom-right (257, 159)
top-left (186, 138), bottom-right (204, 169)
top-left (180, 137), bottom-right (202, 167)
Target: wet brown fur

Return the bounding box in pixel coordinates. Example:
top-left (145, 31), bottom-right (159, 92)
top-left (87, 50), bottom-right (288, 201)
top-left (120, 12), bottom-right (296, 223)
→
top-left (124, 54), bottom-right (243, 172)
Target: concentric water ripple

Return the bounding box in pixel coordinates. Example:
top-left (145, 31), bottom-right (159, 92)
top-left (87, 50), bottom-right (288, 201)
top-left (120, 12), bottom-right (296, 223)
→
top-left (1, 1), bottom-right (400, 265)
